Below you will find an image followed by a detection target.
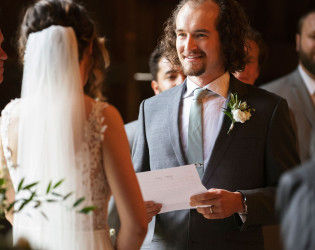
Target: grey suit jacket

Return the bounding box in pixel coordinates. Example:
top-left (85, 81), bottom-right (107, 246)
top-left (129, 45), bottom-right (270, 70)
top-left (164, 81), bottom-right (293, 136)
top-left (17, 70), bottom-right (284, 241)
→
top-left (125, 120), bottom-right (138, 150)
top-left (132, 75), bottom-right (300, 250)
top-left (277, 158), bottom-right (315, 250)
top-left (261, 68), bottom-right (315, 163)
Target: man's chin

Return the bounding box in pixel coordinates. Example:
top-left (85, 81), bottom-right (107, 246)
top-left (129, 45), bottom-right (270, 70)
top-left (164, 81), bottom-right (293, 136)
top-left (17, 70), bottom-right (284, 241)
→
top-left (182, 66), bottom-right (205, 77)
top-left (299, 51), bottom-right (315, 75)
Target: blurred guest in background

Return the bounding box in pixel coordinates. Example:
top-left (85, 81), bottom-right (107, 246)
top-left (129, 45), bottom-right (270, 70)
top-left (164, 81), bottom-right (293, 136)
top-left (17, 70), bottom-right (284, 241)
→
top-left (277, 132), bottom-right (315, 250)
top-left (0, 28), bottom-right (11, 247)
top-left (262, 9), bottom-right (315, 163)
top-left (149, 45), bottom-right (185, 95)
top-left (124, 45), bottom-right (185, 149)
top-left (233, 28), bottom-right (267, 85)
top-left (0, 30), bottom-right (8, 84)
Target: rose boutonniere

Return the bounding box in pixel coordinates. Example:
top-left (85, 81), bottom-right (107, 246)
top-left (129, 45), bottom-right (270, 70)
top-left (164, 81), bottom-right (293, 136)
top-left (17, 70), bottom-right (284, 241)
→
top-left (223, 93), bottom-right (254, 135)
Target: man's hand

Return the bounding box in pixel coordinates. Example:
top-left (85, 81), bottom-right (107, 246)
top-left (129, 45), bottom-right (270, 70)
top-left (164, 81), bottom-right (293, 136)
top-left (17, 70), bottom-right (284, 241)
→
top-left (145, 201), bottom-right (162, 222)
top-left (190, 188), bottom-right (244, 219)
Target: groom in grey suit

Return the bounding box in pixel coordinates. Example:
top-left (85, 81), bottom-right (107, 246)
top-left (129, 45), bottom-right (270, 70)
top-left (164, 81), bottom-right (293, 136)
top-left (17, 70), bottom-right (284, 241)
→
top-left (262, 10), bottom-right (315, 163)
top-left (132, 0), bottom-right (300, 249)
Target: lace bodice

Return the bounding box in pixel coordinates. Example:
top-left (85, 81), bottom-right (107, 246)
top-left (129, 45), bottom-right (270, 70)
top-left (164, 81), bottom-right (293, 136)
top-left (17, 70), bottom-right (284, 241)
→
top-left (85, 101), bottom-right (112, 230)
top-left (0, 99), bottom-right (112, 231)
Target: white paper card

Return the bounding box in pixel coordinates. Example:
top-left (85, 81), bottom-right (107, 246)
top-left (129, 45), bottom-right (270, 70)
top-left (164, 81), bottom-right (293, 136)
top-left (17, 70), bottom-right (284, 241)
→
top-left (136, 164), bottom-right (207, 214)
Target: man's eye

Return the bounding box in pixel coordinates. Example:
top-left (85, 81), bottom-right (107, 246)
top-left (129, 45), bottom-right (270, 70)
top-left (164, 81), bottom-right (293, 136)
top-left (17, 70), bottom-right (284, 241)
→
top-left (167, 76), bottom-right (176, 80)
top-left (177, 33), bottom-right (186, 38)
top-left (167, 74), bottom-right (177, 80)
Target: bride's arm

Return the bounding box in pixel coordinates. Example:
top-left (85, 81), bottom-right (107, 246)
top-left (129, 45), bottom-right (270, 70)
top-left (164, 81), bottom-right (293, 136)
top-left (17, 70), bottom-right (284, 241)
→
top-left (0, 135), bottom-right (15, 225)
top-left (102, 105), bottom-right (147, 250)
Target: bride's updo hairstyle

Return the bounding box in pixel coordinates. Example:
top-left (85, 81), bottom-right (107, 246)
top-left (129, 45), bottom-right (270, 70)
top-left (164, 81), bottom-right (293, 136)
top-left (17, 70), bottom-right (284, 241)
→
top-left (18, 0), bottom-right (109, 100)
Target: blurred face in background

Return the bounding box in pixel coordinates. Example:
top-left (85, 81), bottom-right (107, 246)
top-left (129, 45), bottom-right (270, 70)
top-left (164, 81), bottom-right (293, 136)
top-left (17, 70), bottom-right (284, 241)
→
top-left (297, 12), bottom-right (315, 78)
top-left (151, 57), bottom-right (185, 95)
top-left (0, 30), bottom-right (8, 84)
top-left (233, 39), bottom-right (260, 85)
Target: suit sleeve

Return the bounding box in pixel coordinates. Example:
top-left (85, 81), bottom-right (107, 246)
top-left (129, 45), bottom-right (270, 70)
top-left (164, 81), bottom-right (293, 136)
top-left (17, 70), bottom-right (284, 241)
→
top-left (277, 170), bottom-right (315, 250)
top-left (239, 98), bottom-right (300, 229)
top-left (132, 100), bottom-right (151, 173)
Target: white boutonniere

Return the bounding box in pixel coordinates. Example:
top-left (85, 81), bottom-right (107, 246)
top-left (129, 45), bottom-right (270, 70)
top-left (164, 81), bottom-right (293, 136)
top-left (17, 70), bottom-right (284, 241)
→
top-left (223, 93), bottom-right (254, 135)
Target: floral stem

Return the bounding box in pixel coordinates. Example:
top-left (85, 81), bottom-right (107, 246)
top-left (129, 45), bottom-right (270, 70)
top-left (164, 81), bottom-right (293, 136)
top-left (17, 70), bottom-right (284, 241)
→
top-left (227, 123), bottom-right (234, 135)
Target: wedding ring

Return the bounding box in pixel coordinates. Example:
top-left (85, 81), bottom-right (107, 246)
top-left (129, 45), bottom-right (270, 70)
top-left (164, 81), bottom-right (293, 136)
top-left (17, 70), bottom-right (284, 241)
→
top-left (209, 206), bottom-right (213, 214)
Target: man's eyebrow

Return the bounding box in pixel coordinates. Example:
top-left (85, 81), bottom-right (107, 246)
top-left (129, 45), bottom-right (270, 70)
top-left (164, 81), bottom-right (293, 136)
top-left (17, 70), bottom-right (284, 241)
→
top-left (175, 29), bottom-right (184, 33)
top-left (195, 29), bottom-right (210, 33)
top-left (175, 29), bottom-right (210, 33)
top-left (165, 69), bottom-right (179, 75)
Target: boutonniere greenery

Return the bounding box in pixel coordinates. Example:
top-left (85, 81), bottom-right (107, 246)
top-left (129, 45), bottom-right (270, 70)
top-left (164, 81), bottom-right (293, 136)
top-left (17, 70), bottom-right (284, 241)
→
top-left (223, 93), bottom-right (255, 135)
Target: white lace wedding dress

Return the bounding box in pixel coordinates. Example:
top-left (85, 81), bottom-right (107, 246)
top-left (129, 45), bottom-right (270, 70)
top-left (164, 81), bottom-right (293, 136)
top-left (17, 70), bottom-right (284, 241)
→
top-left (0, 99), bottom-right (114, 250)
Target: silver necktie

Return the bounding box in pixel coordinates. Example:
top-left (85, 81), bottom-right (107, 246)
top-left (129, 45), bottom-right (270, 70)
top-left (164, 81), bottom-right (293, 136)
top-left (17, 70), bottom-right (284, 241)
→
top-left (186, 88), bottom-right (208, 178)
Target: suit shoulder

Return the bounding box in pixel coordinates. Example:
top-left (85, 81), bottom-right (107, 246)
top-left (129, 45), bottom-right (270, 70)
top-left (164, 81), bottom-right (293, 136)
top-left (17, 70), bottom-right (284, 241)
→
top-left (247, 83), bottom-right (285, 104)
top-left (143, 83), bottom-right (184, 105)
top-left (260, 69), bottom-right (299, 91)
top-left (125, 120), bottom-right (138, 130)
top-left (259, 70), bottom-right (301, 100)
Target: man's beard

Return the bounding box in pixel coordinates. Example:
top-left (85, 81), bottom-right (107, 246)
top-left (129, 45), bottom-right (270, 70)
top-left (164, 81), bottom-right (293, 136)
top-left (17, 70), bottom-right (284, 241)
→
top-left (299, 48), bottom-right (315, 75)
top-left (181, 60), bottom-right (206, 76)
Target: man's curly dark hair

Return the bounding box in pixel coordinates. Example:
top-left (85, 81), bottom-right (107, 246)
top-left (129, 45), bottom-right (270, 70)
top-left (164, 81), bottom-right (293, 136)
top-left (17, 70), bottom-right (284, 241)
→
top-left (160, 0), bottom-right (250, 73)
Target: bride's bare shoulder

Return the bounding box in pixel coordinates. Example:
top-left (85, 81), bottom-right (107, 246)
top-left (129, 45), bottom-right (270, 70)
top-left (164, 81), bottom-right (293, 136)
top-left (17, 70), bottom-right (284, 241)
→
top-left (84, 95), bottom-right (123, 126)
top-left (101, 103), bottom-right (123, 124)
top-left (1, 99), bottom-right (21, 122)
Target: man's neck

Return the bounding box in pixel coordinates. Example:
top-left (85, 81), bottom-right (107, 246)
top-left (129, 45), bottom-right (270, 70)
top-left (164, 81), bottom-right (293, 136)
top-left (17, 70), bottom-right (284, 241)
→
top-left (188, 71), bottom-right (227, 87)
top-left (300, 62), bottom-right (315, 81)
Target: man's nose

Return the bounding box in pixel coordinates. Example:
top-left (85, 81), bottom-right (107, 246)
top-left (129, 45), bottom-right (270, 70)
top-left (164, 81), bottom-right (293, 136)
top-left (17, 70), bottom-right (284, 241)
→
top-left (0, 48), bottom-right (8, 60)
top-left (185, 35), bottom-right (197, 51)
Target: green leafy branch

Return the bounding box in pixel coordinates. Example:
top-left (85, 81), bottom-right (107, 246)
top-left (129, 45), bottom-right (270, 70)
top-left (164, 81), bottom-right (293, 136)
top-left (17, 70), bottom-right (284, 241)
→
top-left (0, 176), bottom-right (96, 228)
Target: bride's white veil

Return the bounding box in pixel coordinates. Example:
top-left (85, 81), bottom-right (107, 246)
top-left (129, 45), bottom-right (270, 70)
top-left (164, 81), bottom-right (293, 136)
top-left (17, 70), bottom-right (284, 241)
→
top-left (15, 25), bottom-right (94, 249)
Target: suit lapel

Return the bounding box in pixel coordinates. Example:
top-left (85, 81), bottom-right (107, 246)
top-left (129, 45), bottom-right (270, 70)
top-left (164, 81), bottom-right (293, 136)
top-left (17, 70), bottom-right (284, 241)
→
top-left (168, 81), bottom-right (187, 166)
top-left (202, 76), bottom-right (248, 185)
top-left (290, 70), bottom-right (315, 127)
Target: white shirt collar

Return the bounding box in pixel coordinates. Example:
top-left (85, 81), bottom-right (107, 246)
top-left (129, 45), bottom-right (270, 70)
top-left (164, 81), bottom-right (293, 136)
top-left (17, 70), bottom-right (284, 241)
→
top-left (184, 72), bottom-right (230, 99)
top-left (298, 64), bottom-right (315, 95)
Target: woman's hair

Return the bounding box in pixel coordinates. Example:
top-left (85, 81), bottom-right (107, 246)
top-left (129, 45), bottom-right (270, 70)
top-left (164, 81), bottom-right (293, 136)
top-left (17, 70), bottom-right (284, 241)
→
top-left (18, 0), bottom-right (109, 100)
top-left (160, 0), bottom-right (250, 73)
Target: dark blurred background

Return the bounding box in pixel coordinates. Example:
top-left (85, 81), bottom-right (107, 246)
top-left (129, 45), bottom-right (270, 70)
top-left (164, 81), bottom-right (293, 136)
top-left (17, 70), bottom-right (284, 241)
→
top-left (1, 0), bottom-right (315, 123)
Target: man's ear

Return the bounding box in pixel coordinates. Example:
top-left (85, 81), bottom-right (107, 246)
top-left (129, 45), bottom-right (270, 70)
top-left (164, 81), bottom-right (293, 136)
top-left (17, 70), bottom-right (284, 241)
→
top-left (151, 80), bottom-right (160, 95)
top-left (296, 33), bottom-right (300, 52)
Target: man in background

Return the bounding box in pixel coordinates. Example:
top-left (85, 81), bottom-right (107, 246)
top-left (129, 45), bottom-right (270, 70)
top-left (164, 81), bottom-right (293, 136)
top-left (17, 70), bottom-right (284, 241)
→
top-left (262, 9), bottom-right (315, 163)
top-left (277, 131), bottom-right (315, 250)
top-left (233, 28), bottom-right (267, 85)
top-left (125, 46), bottom-right (185, 149)
top-left (0, 29), bottom-right (11, 247)
top-left (0, 30), bottom-right (8, 84)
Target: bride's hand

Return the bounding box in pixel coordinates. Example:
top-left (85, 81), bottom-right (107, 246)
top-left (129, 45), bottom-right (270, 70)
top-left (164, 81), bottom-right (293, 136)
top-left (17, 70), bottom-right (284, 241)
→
top-left (145, 201), bottom-right (162, 222)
